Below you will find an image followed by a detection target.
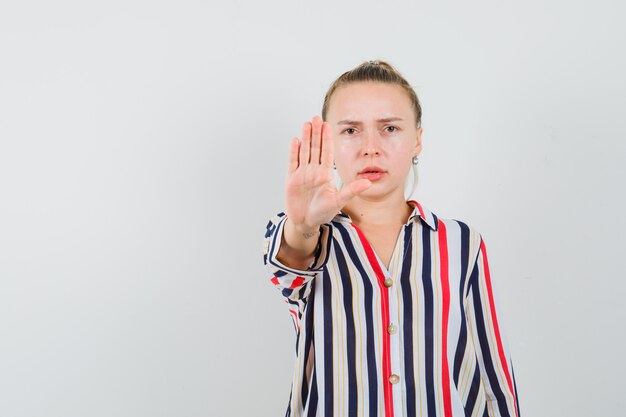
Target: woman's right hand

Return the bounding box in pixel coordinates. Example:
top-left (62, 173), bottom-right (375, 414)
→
top-left (284, 116), bottom-right (372, 233)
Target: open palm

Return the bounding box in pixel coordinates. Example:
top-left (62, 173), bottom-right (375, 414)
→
top-left (284, 116), bottom-right (372, 231)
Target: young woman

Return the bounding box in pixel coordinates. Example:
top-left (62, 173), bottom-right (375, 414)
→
top-left (262, 60), bottom-right (520, 417)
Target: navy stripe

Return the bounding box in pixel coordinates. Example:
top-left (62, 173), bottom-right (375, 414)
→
top-left (470, 268), bottom-right (511, 417)
top-left (421, 227), bottom-right (436, 417)
top-left (399, 223), bottom-right (417, 416)
top-left (335, 223), bottom-right (378, 416)
top-left (512, 365), bottom-right (521, 415)
top-left (300, 282), bottom-right (316, 408)
top-left (292, 319), bottom-right (299, 340)
top-left (285, 388), bottom-right (292, 417)
top-left (454, 222), bottom-right (471, 385)
top-left (335, 240), bottom-right (358, 415)
top-left (297, 285), bottom-right (308, 300)
top-left (453, 321), bottom-right (467, 385)
top-left (306, 365), bottom-right (318, 417)
top-left (458, 222), bottom-right (471, 296)
top-left (431, 212), bottom-right (439, 230)
top-left (322, 268), bottom-right (334, 417)
top-left (464, 365), bottom-right (481, 416)
top-left (265, 218), bottom-right (276, 238)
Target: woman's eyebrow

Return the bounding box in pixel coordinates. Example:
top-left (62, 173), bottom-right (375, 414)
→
top-left (337, 117), bottom-right (404, 125)
top-left (377, 117), bottom-right (403, 123)
top-left (337, 120), bottom-right (361, 125)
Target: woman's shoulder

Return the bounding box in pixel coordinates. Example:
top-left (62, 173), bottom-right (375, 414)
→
top-left (413, 200), bottom-right (484, 253)
top-left (410, 199), bottom-right (480, 233)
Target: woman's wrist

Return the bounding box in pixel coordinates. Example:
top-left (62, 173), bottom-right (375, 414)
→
top-left (283, 218), bottom-right (320, 251)
top-left (287, 218), bottom-right (320, 239)
top-left (277, 218), bottom-right (320, 269)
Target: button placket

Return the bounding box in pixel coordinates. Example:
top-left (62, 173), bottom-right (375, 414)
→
top-left (385, 270), bottom-right (402, 409)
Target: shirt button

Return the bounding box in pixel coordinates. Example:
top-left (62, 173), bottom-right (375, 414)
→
top-left (387, 324), bottom-right (397, 334)
top-left (383, 278), bottom-right (393, 287)
top-left (389, 374), bottom-right (400, 384)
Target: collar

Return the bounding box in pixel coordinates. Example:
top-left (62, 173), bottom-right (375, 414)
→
top-left (333, 199), bottom-right (438, 231)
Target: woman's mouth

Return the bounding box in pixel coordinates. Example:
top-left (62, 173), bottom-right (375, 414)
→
top-left (358, 166), bottom-right (386, 181)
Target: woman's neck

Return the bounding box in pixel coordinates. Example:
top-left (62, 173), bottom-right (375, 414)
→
top-left (342, 195), bottom-right (414, 227)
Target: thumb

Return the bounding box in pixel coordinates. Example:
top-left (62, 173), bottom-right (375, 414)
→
top-left (336, 178), bottom-right (372, 207)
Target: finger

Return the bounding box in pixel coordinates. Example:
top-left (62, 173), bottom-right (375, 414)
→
top-left (299, 121), bottom-right (312, 166)
top-left (336, 178), bottom-right (372, 207)
top-left (288, 137), bottom-right (300, 174)
top-left (310, 116), bottom-right (322, 164)
top-left (321, 121), bottom-right (333, 168)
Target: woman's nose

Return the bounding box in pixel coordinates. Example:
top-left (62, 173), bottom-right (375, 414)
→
top-left (361, 130), bottom-right (381, 156)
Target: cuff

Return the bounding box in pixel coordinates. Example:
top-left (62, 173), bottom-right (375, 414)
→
top-left (267, 215), bottom-right (332, 277)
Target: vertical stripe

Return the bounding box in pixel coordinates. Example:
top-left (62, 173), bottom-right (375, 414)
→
top-left (351, 223), bottom-right (394, 417)
top-left (329, 254), bottom-right (344, 417)
top-left (322, 268), bottom-right (334, 417)
top-left (512, 365), bottom-right (521, 416)
top-left (344, 240), bottom-right (367, 416)
top-left (421, 227), bottom-right (436, 417)
top-left (411, 223), bottom-right (425, 417)
top-left (399, 223), bottom-right (417, 417)
top-left (464, 365), bottom-right (481, 416)
top-left (306, 365), bottom-right (318, 417)
top-left (470, 273), bottom-right (510, 417)
top-left (335, 224), bottom-right (379, 416)
top-left (438, 220), bottom-right (453, 417)
top-left (335, 244), bottom-right (359, 416)
top-left (479, 238), bottom-right (518, 417)
top-left (453, 322), bottom-right (467, 386)
top-left (300, 281), bottom-right (316, 410)
top-left (454, 223), bottom-right (471, 385)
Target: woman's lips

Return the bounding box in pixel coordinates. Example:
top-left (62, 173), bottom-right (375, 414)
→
top-left (357, 166), bottom-right (386, 181)
top-left (359, 172), bottom-right (385, 181)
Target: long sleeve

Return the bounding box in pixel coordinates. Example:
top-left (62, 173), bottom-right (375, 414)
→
top-left (465, 234), bottom-right (521, 417)
top-left (262, 211), bottom-right (332, 329)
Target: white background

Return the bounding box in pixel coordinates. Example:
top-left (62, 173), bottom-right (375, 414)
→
top-left (1, 1), bottom-right (625, 416)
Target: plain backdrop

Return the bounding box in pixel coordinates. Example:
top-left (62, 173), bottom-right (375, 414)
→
top-left (1, 1), bottom-right (625, 416)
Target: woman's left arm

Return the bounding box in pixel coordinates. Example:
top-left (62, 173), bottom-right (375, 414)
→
top-left (465, 234), bottom-right (521, 417)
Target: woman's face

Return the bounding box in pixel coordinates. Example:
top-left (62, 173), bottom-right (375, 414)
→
top-left (325, 81), bottom-right (423, 200)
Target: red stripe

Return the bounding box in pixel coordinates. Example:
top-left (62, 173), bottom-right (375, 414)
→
top-left (290, 276), bottom-right (305, 289)
top-left (288, 308), bottom-right (300, 331)
top-left (438, 221), bottom-right (453, 417)
top-left (271, 276), bottom-right (279, 286)
top-left (351, 223), bottom-right (394, 417)
top-left (480, 238), bottom-right (518, 417)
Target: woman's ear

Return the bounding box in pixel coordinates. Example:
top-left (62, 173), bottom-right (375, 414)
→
top-left (414, 127), bottom-right (423, 155)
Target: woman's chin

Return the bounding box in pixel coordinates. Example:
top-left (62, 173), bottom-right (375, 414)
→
top-left (358, 183), bottom-right (401, 199)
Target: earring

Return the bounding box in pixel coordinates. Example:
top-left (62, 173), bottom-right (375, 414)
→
top-left (412, 156), bottom-right (419, 165)
top-left (333, 163), bottom-right (337, 170)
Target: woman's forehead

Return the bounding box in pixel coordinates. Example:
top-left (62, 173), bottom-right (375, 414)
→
top-left (327, 82), bottom-right (413, 121)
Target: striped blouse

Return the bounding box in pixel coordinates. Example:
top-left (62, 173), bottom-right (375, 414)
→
top-left (262, 199), bottom-right (520, 417)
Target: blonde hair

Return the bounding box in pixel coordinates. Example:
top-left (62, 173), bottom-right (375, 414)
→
top-left (322, 59), bottom-right (422, 128)
top-left (323, 59), bottom-right (422, 198)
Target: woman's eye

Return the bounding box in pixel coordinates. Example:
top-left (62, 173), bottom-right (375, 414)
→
top-left (385, 126), bottom-right (398, 133)
top-left (344, 128), bottom-right (357, 135)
